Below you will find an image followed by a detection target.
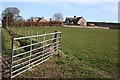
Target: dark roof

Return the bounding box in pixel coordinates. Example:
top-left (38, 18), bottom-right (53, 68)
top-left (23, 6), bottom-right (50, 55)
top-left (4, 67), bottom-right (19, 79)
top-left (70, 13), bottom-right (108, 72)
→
top-left (65, 17), bottom-right (74, 23)
top-left (65, 17), bottom-right (83, 24)
top-left (76, 17), bottom-right (82, 21)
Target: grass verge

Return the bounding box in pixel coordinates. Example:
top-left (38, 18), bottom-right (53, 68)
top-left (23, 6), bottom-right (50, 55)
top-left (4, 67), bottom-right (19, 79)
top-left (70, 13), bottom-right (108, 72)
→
top-left (2, 28), bottom-right (12, 56)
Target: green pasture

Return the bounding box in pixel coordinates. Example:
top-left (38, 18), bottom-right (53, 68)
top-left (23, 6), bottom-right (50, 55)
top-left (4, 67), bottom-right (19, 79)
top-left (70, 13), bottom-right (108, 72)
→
top-left (2, 26), bottom-right (119, 78)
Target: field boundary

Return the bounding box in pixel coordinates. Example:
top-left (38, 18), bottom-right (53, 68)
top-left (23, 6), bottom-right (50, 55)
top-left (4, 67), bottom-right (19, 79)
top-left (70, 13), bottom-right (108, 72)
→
top-left (63, 25), bottom-right (109, 29)
top-left (10, 31), bottom-right (62, 79)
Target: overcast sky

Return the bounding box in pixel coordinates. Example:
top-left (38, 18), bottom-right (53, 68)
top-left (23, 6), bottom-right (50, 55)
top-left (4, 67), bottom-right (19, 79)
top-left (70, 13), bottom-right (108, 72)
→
top-left (0, 0), bottom-right (119, 23)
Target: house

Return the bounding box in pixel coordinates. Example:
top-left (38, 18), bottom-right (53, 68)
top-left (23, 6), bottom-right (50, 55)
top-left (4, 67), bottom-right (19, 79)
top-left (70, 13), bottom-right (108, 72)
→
top-left (27, 17), bottom-right (38, 22)
top-left (39, 17), bottom-right (48, 22)
top-left (65, 16), bottom-right (87, 26)
top-left (31, 17), bottom-right (38, 22)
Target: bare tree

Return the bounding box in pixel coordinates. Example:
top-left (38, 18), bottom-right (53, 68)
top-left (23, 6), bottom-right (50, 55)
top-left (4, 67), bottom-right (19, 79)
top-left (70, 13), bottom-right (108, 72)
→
top-left (52, 12), bottom-right (63, 21)
top-left (2, 7), bottom-right (20, 18)
top-left (1, 7), bottom-right (20, 27)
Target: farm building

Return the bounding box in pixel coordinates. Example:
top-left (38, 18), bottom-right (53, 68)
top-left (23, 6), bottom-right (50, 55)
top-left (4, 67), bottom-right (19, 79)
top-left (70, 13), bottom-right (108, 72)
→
top-left (65, 16), bottom-right (87, 26)
top-left (87, 22), bottom-right (120, 29)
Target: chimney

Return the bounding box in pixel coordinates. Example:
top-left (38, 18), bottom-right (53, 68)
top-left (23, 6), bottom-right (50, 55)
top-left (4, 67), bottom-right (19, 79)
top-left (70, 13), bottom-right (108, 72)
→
top-left (42, 16), bottom-right (44, 19)
top-left (49, 18), bottom-right (52, 21)
top-left (74, 16), bottom-right (76, 19)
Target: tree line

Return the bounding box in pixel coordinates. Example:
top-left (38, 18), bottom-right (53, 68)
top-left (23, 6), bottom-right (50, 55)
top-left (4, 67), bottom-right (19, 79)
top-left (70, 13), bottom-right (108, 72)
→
top-left (1, 7), bottom-right (64, 27)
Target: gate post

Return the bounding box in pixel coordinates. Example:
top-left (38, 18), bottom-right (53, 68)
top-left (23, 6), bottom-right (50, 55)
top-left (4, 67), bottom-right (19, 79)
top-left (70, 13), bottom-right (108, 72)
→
top-left (58, 32), bottom-right (62, 50)
top-left (53, 31), bottom-right (58, 55)
top-left (10, 37), bottom-right (14, 79)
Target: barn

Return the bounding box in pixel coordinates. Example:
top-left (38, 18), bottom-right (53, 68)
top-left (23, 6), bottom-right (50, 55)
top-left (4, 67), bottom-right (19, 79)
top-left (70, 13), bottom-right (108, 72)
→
top-left (65, 16), bottom-right (87, 26)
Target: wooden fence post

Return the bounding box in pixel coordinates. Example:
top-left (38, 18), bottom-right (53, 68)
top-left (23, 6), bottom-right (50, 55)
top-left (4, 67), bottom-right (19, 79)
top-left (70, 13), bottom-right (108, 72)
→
top-left (12, 28), bottom-right (14, 33)
top-left (36, 30), bottom-right (38, 42)
top-left (23, 27), bottom-right (25, 36)
top-left (20, 29), bottom-right (21, 34)
top-left (44, 31), bottom-right (46, 45)
top-left (15, 28), bottom-right (17, 34)
top-left (25, 28), bottom-right (26, 36)
top-left (28, 29), bottom-right (30, 36)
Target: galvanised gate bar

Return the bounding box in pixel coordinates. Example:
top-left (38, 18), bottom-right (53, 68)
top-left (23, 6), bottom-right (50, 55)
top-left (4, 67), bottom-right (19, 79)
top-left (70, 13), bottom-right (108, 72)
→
top-left (10, 31), bottom-right (62, 79)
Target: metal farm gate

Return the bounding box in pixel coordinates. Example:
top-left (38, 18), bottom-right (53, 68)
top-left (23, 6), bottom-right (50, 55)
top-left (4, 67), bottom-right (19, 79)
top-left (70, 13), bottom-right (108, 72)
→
top-left (10, 31), bottom-right (62, 79)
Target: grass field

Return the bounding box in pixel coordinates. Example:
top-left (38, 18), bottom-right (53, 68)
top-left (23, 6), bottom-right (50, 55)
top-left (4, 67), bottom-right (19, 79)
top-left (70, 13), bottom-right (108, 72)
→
top-left (2, 26), bottom-right (119, 78)
top-left (2, 28), bottom-right (12, 56)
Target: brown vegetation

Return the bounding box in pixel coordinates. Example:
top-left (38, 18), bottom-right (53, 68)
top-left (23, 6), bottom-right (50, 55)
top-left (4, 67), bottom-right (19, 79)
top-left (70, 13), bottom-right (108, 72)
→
top-left (13, 21), bottom-right (63, 27)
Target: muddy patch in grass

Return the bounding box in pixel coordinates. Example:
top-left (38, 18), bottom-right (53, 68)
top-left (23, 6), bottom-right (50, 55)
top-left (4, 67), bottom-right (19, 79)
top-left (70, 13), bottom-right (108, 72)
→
top-left (17, 57), bottom-right (74, 78)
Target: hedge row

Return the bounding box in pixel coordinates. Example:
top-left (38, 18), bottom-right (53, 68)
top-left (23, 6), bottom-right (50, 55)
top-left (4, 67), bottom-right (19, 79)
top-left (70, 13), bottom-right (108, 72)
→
top-left (13, 21), bottom-right (63, 27)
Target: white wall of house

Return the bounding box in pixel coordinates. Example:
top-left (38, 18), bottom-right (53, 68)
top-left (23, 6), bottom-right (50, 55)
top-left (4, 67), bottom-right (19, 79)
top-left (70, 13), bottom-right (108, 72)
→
top-left (78, 18), bottom-right (87, 26)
